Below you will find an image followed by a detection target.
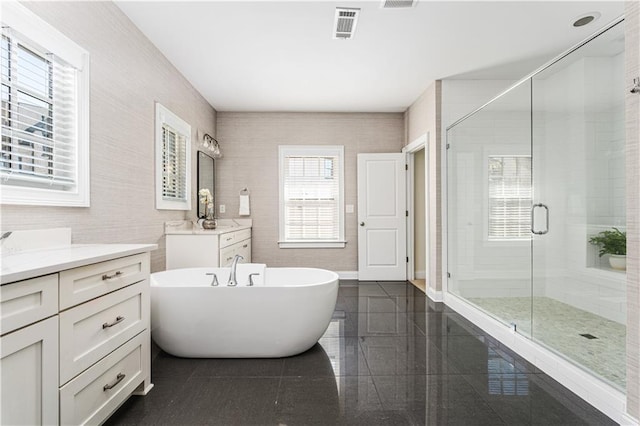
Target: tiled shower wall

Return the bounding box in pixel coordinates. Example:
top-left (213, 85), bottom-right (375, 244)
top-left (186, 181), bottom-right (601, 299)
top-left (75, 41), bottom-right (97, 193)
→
top-left (0, 2), bottom-right (217, 272)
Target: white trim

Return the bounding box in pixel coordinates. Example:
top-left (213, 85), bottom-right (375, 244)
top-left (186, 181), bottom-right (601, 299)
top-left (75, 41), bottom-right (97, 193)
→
top-left (621, 413), bottom-right (639, 426)
top-left (444, 291), bottom-right (625, 424)
top-left (335, 271), bottom-right (358, 280)
top-left (278, 240), bottom-right (346, 249)
top-left (155, 103), bottom-right (191, 211)
top-left (403, 133), bottom-right (428, 287)
top-left (426, 286), bottom-right (443, 302)
top-left (402, 133), bottom-right (428, 154)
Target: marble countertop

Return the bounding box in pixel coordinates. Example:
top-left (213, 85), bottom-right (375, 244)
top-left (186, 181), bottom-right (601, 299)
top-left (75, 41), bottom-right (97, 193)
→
top-left (1, 243), bottom-right (157, 285)
top-left (164, 219), bottom-right (252, 235)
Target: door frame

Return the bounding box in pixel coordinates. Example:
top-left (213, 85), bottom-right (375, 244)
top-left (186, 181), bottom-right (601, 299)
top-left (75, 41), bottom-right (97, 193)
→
top-left (402, 133), bottom-right (429, 282)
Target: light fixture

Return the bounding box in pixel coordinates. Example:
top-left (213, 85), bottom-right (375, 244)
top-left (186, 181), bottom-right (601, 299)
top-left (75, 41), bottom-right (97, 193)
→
top-left (572, 12), bottom-right (600, 28)
top-left (202, 133), bottom-right (222, 159)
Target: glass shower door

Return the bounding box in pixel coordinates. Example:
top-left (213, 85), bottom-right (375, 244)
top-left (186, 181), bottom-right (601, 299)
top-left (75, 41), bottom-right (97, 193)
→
top-left (447, 80), bottom-right (533, 335)
top-left (531, 21), bottom-right (626, 390)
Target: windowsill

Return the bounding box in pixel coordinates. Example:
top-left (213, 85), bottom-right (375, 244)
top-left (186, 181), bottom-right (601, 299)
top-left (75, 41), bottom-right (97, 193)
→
top-left (278, 240), bottom-right (347, 249)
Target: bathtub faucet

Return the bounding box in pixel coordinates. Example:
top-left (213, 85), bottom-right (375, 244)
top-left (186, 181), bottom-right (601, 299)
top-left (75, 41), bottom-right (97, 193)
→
top-left (227, 254), bottom-right (244, 287)
top-left (205, 272), bottom-right (219, 286)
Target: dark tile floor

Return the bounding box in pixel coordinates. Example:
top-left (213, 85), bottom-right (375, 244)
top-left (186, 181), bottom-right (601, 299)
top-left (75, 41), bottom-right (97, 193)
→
top-left (106, 281), bottom-right (617, 425)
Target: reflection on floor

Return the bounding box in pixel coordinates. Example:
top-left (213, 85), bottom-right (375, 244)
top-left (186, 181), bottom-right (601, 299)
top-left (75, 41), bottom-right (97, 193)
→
top-left (409, 278), bottom-right (426, 294)
top-left (106, 281), bottom-right (615, 425)
top-left (468, 296), bottom-right (626, 390)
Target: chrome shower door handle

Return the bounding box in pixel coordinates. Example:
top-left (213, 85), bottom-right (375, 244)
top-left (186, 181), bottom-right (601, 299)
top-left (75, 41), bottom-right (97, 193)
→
top-left (531, 203), bottom-right (549, 235)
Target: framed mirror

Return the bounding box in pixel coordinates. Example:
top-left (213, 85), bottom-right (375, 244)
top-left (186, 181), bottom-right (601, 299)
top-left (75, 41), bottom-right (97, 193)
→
top-left (197, 151), bottom-right (215, 218)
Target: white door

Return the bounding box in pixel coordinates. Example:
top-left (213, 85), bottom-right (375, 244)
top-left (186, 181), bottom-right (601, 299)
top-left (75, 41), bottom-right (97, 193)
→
top-left (357, 153), bottom-right (407, 281)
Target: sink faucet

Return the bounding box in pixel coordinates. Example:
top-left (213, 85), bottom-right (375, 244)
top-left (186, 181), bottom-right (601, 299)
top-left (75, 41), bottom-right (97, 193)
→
top-left (227, 254), bottom-right (244, 286)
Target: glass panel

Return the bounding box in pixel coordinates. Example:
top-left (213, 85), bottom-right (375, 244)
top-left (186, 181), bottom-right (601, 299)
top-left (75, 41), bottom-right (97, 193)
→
top-left (447, 80), bottom-right (532, 335)
top-left (16, 44), bottom-right (51, 99)
top-left (531, 21), bottom-right (625, 390)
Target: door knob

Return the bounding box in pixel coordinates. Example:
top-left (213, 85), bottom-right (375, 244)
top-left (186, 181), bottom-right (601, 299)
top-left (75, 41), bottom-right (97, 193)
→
top-left (360, 222), bottom-right (365, 226)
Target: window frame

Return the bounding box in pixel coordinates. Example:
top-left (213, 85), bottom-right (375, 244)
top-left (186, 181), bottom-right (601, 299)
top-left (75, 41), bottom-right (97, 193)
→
top-left (278, 145), bottom-right (346, 249)
top-left (155, 102), bottom-right (191, 211)
top-left (0, 2), bottom-right (90, 207)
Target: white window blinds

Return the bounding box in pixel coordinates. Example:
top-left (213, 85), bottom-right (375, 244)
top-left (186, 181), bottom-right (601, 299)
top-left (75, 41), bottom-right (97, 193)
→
top-left (1, 29), bottom-right (78, 190)
top-left (488, 156), bottom-right (532, 240)
top-left (161, 124), bottom-right (187, 202)
top-left (155, 103), bottom-right (190, 210)
top-left (279, 146), bottom-right (345, 247)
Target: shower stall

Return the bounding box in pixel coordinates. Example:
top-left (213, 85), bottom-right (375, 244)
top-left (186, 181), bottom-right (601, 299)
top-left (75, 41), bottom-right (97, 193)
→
top-left (446, 16), bottom-right (626, 400)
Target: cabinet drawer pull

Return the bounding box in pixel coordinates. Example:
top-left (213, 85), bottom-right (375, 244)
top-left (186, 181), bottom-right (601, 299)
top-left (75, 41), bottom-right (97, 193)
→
top-left (243, 244), bottom-right (248, 248)
top-left (226, 237), bottom-right (232, 241)
top-left (102, 315), bottom-right (125, 329)
top-left (102, 271), bottom-right (123, 281)
top-left (103, 373), bottom-right (126, 391)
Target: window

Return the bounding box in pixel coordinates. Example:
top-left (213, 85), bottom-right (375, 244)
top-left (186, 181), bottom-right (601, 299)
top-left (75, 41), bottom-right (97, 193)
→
top-left (279, 145), bottom-right (345, 248)
top-left (488, 155), bottom-right (531, 240)
top-left (155, 103), bottom-right (191, 210)
top-left (1, 3), bottom-right (89, 206)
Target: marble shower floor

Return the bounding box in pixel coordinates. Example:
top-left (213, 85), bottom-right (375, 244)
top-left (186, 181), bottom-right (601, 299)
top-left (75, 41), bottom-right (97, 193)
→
top-left (468, 296), bottom-right (626, 390)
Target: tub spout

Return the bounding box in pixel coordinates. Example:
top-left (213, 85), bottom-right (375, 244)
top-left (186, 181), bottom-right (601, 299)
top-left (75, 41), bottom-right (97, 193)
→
top-left (227, 254), bottom-right (244, 286)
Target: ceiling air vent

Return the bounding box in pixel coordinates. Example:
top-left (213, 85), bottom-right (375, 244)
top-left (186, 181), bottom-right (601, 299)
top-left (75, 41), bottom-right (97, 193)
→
top-left (333, 8), bottom-right (360, 40)
top-left (382, 0), bottom-right (416, 8)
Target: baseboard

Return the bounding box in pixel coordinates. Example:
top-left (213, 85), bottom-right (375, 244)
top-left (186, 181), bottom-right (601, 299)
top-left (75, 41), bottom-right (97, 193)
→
top-left (426, 286), bottom-right (443, 302)
top-left (621, 412), bottom-right (639, 426)
top-left (415, 270), bottom-right (426, 279)
top-left (336, 271), bottom-right (358, 280)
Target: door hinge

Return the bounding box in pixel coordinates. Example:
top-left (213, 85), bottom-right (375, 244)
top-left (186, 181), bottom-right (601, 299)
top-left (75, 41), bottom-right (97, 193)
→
top-left (406, 210), bottom-right (409, 217)
top-left (447, 272), bottom-right (451, 278)
top-left (406, 257), bottom-right (409, 263)
top-left (446, 143), bottom-right (450, 150)
top-left (405, 164), bottom-right (408, 171)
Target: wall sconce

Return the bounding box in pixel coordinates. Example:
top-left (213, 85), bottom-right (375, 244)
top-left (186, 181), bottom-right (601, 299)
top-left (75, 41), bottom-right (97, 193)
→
top-left (202, 133), bottom-right (222, 159)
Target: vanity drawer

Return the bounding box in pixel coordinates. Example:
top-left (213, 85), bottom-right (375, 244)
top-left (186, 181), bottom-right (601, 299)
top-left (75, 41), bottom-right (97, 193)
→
top-left (219, 231), bottom-right (237, 248)
top-left (219, 244), bottom-right (237, 266)
top-left (60, 253), bottom-right (149, 310)
top-left (60, 331), bottom-right (147, 425)
top-left (219, 239), bottom-right (252, 266)
top-left (219, 228), bottom-right (251, 249)
top-left (1, 274), bottom-right (58, 335)
top-left (59, 281), bottom-right (148, 385)
top-left (234, 228), bottom-right (251, 243)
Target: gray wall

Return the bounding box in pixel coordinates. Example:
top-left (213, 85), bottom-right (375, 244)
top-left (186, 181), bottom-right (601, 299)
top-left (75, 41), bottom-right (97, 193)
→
top-left (0, 2), bottom-right (217, 272)
top-left (215, 112), bottom-right (404, 272)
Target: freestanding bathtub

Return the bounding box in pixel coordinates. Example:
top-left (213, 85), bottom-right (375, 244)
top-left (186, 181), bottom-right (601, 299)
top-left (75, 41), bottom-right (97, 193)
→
top-left (150, 264), bottom-right (339, 358)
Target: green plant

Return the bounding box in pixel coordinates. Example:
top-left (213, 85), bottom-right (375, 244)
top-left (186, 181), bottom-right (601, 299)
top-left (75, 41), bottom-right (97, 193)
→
top-left (589, 227), bottom-right (626, 257)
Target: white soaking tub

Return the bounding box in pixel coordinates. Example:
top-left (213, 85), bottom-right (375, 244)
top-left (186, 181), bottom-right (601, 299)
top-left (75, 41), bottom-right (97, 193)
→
top-left (150, 264), bottom-right (339, 358)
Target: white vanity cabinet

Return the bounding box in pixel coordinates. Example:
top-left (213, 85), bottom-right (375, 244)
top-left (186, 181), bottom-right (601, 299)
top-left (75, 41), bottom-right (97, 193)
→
top-left (0, 241), bottom-right (155, 426)
top-left (1, 275), bottom-right (59, 425)
top-left (165, 223), bottom-right (252, 269)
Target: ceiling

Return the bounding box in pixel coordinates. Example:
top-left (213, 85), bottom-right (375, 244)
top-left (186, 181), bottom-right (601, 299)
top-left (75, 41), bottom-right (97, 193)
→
top-left (115, 1), bottom-right (625, 113)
